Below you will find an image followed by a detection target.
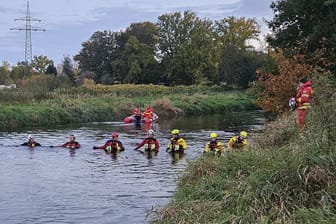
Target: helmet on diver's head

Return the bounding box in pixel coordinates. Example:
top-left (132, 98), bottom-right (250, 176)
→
top-left (148, 129), bottom-right (154, 136)
top-left (210, 133), bottom-right (217, 138)
top-left (112, 132), bottom-right (119, 138)
top-left (171, 129), bottom-right (179, 135)
top-left (240, 131), bottom-right (247, 138)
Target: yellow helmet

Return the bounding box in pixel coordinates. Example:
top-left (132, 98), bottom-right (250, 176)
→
top-left (240, 131), bottom-right (247, 138)
top-left (171, 129), bottom-right (179, 135)
top-left (210, 132), bottom-right (217, 138)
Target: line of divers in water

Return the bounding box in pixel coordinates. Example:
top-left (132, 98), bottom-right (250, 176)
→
top-left (19, 129), bottom-right (248, 156)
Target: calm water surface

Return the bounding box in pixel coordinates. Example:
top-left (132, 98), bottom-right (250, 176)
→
top-left (0, 111), bottom-right (264, 224)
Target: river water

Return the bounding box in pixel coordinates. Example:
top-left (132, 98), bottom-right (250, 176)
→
top-left (0, 111), bottom-right (264, 224)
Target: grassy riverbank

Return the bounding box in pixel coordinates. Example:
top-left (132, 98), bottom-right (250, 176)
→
top-left (0, 81), bottom-right (256, 131)
top-left (150, 79), bottom-right (336, 223)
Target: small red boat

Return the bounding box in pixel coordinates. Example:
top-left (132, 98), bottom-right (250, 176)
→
top-left (124, 113), bottom-right (159, 124)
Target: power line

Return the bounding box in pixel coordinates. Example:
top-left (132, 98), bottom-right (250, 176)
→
top-left (10, 0), bottom-right (46, 64)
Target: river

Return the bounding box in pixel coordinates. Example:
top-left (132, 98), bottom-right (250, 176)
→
top-left (0, 111), bottom-right (264, 224)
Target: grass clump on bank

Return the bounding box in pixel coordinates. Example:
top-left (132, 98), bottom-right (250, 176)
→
top-left (0, 77), bottom-right (257, 130)
top-left (150, 79), bottom-right (336, 223)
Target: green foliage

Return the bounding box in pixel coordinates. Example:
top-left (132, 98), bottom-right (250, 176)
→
top-left (0, 62), bottom-right (12, 84)
top-left (215, 16), bottom-right (260, 50)
top-left (74, 30), bottom-right (117, 83)
top-left (72, 10), bottom-right (262, 88)
top-left (31, 55), bottom-right (54, 74)
top-left (219, 45), bottom-right (263, 89)
top-left (267, 0), bottom-right (336, 73)
top-left (114, 22), bottom-right (160, 84)
top-left (151, 77), bottom-right (336, 224)
top-left (62, 56), bottom-right (76, 85)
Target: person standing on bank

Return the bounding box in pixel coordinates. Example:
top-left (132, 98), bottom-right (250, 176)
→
top-left (293, 77), bottom-right (313, 128)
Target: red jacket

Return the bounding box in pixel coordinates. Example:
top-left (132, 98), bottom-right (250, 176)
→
top-left (134, 137), bottom-right (159, 152)
top-left (96, 140), bottom-right (125, 152)
top-left (296, 81), bottom-right (313, 110)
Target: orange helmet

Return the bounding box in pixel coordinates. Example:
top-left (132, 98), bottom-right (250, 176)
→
top-left (112, 132), bottom-right (119, 137)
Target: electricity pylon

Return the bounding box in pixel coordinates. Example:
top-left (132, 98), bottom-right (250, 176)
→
top-left (10, 0), bottom-right (46, 64)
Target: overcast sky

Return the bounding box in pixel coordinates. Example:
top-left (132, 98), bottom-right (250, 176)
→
top-left (0, 0), bottom-right (274, 66)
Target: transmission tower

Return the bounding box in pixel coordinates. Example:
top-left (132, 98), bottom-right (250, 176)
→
top-left (10, 0), bottom-right (46, 64)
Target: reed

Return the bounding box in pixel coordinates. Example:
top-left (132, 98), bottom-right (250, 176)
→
top-left (0, 82), bottom-right (254, 130)
top-left (150, 78), bottom-right (336, 223)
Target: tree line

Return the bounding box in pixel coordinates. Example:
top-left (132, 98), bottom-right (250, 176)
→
top-left (1, 11), bottom-right (265, 89)
top-left (1, 0), bottom-right (335, 112)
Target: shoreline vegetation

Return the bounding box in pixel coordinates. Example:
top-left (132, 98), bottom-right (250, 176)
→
top-left (150, 78), bottom-right (336, 223)
top-left (0, 81), bottom-right (257, 131)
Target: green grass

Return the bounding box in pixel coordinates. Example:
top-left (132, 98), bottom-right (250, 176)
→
top-left (150, 80), bottom-right (336, 223)
top-left (0, 84), bottom-right (256, 130)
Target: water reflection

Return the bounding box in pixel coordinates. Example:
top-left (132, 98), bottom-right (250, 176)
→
top-left (169, 152), bottom-right (187, 165)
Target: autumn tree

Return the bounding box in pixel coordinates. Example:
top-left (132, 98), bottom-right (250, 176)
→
top-left (252, 51), bottom-right (313, 114)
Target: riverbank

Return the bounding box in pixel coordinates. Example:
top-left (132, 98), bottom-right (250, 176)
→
top-left (150, 81), bottom-right (336, 223)
top-left (0, 82), bottom-right (257, 131)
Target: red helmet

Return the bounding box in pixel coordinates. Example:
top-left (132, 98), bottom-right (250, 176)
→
top-left (133, 108), bottom-right (139, 113)
top-left (146, 107), bottom-right (153, 112)
top-left (112, 132), bottom-right (119, 137)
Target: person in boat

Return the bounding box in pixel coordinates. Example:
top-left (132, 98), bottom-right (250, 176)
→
top-left (133, 129), bottom-right (159, 154)
top-left (204, 132), bottom-right (224, 155)
top-left (227, 131), bottom-right (248, 151)
top-left (52, 134), bottom-right (80, 149)
top-left (166, 129), bottom-right (187, 154)
top-left (93, 132), bottom-right (125, 153)
top-left (21, 134), bottom-right (41, 147)
top-left (132, 108), bottom-right (142, 125)
top-left (142, 106), bottom-right (155, 122)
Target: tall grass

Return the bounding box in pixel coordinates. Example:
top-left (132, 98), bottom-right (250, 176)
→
top-left (0, 78), bottom-right (256, 130)
top-left (151, 76), bottom-right (336, 223)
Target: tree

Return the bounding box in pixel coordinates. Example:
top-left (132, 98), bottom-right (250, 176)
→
top-left (113, 22), bottom-right (160, 84)
top-left (62, 56), bottom-right (75, 84)
top-left (0, 61), bottom-right (11, 84)
top-left (251, 51), bottom-right (313, 114)
top-left (46, 62), bottom-right (57, 75)
top-left (214, 16), bottom-right (260, 50)
top-left (157, 11), bottom-right (218, 85)
top-left (267, 0), bottom-right (336, 73)
top-left (219, 45), bottom-right (262, 89)
top-left (74, 30), bottom-right (119, 84)
top-left (31, 55), bottom-right (54, 74)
